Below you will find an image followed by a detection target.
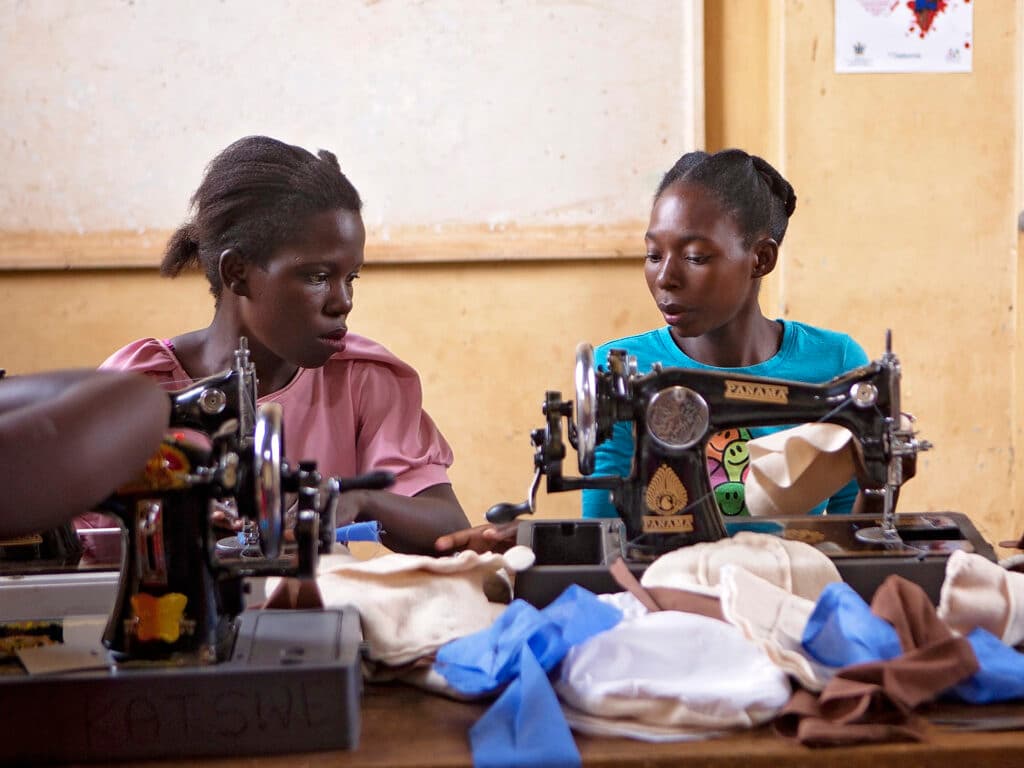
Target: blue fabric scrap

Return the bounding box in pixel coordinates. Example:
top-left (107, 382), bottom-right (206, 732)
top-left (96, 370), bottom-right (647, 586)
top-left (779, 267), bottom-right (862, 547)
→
top-left (435, 584), bottom-right (622, 696)
top-left (335, 520), bottom-right (381, 543)
top-left (801, 581), bottom-right (903, 667)
top-left (948, 628), bottom-right (1024, 704)
top-left (469, 645), bottom-right (581, 768)
top-left (801, 581), bottom-right (1024, 705)
top-left (434, 584), bottom-right (622, 768)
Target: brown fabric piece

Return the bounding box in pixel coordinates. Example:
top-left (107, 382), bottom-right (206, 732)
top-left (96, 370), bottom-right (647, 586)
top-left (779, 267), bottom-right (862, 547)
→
top-left (873, 574), bottom-right (952, 652)
top-left (774, 575), bottom-right (979, 748)
top-left (776, 689), bottom-right (926, 746)
top-left (608, 557), bottom-right (725, 621)
top-left (609, 557), bottom-right (662, 612)
top-left (645, 587), bottom-right (726, 622)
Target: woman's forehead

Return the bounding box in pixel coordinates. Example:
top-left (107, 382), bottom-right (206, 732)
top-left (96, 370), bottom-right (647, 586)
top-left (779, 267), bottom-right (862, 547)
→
top-left (648, 182), bottom-right (736, 235)
top-left (276, 209), bottom-right (365, 260)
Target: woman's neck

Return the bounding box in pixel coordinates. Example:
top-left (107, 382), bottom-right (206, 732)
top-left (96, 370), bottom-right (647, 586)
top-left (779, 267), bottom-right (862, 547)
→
top-left (670, 314), bottom-right (783, 368)
top-left (171, 319), bottom-right (299, 396)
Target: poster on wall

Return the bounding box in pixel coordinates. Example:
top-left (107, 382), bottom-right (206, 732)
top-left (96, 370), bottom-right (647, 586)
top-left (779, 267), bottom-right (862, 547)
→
top-left (835, 0), bottom-right (973, 73)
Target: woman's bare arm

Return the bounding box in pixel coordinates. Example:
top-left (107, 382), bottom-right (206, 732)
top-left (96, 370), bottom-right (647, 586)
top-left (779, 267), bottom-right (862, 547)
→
top-left (0, 370), bottom-right (170, 537)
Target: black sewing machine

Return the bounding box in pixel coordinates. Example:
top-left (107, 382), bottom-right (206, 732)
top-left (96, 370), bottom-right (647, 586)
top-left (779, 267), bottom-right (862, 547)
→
top-left (1, 339), bottom-right (388, 762)
top-left (489, 333), bottom-right (994, 607)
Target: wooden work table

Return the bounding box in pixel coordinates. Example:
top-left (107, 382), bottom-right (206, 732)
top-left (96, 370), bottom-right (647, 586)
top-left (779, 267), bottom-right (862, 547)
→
top-left (75, 681), bottom-right (1024, 768)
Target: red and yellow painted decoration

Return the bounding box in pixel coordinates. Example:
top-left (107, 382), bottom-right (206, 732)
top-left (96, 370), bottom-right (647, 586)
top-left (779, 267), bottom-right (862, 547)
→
top-left (117, 441), bottom-right (192, 494)
top-left (130, 592), bottom-right (189, 643)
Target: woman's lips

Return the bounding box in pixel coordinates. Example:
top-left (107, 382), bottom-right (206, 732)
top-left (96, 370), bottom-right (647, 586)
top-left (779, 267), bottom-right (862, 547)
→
top-left (658, 304), bottom-right (688, 325)
top-left (319, 329), bottom-right (348, 351)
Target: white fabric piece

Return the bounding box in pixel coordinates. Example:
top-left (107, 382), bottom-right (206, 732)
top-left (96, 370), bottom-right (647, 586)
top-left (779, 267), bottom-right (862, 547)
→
top-left (640, 531), bottom-right (840, 603)
top-left (596, 590), bottom-right (653, 622)
top-left (744, 423), bottom-right (856, 517)
top-left (938, 549), bottom-right (1024, 648)
top-left (556, 611), bottom-right (791, 731)
top-left (718, 564), bottom-right (832, 691)
top-left (265, 545), bottom-right (535, 666)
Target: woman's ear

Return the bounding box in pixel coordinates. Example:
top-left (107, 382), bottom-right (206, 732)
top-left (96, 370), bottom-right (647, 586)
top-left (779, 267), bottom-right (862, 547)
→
top-left (751, 238), bottom-right (779, 279)
top-left (219, 248), bottom-right (249, 296)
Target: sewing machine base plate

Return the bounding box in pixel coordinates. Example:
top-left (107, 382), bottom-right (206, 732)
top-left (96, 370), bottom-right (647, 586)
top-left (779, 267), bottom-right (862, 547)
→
top-left (514, 512), bottom-right (995, 608)
top-left (0, 608), bottom-right (363, 763)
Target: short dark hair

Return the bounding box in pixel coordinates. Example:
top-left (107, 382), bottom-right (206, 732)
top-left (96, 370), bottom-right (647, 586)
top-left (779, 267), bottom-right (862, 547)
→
top-left (161, 136), bottom-right (363, 299)
top-left (655, 148), bottom-right (796, 246)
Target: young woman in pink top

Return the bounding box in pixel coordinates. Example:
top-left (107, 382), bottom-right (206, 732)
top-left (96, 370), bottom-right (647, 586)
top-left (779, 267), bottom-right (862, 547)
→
top-left (102, 136), bottom-right (471, 555)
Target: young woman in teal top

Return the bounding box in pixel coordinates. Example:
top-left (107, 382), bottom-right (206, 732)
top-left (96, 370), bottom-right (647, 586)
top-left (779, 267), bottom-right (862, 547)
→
top-left (581, 148), bottom-right (868, 520)
top-left (440, 148), bottom-right (870, 552)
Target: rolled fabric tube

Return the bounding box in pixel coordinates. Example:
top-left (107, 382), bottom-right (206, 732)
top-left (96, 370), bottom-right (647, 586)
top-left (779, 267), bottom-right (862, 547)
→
top-left (335, 520), bottom-right (382, 543)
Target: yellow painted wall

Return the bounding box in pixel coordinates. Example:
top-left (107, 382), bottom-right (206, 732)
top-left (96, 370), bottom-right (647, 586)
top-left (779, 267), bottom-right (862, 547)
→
top-left (3, 1), bottom-right (1022, 552)
top-left (0, 262), bottom-right (660, 523)
top-left (707, 0), bottom-right (1022, 549)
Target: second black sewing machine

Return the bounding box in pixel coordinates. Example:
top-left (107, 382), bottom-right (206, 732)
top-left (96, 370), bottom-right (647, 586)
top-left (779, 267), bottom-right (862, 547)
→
top-left (488, 332), bottom-right (995, 608)
top-left (1, 339), bottom-right (392, 763)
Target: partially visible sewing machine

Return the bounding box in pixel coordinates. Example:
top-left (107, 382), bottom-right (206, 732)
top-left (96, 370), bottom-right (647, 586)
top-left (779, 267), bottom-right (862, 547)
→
top-left (1, 339), bottom-right (387, 761)
top-left (489, 333), bottom-right (994, 606)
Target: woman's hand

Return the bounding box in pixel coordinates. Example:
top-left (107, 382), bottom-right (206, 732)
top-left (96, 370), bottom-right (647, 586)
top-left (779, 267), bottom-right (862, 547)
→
top-left (434, 521), bottom-right (520, 555)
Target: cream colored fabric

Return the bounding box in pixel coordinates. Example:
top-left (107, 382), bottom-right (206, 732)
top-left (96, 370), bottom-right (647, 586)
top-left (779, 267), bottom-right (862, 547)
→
top-left (555, 610), bottom-right (791, 732)
top-left (265, 545), bottom-right (535, 666)
top-left (744, 423), bottom-right (856, 517)
top-left (640, 531), bottom-right (840, 603)
top-left (938, 549), bottom-right (1024, 648)
top-left (718, 564), bottom-right (832, 691)
top-left (562, 704), bottom-right (726, 743)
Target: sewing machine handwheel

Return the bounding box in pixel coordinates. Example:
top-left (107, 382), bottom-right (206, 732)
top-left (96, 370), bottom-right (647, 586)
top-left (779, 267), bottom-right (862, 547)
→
top-left (575, 342), bottom-right (598, 475)
top-left (253, 403), bottom-right (284, 559)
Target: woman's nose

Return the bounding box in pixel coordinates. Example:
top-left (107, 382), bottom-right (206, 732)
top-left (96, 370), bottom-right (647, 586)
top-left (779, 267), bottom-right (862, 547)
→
top-left (325, 280), bottom-right (353, 316)
top-left (655, 254), bottom-right (681, 289)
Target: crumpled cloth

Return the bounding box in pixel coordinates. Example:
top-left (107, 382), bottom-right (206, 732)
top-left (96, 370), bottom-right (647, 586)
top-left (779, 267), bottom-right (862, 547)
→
top-left (777, 576), bottom-right (978, 747)
top-left (434, 585), bottom-right (622, 768)
top-left (548, 561), bottom-right (791, 741)
top-left (719, 564), bottom-right (832, 692)
top-left (641, 531), bottom-right (840, 603)
top-left (265, 545), bottom-right (535, 666)
top-left (468, 643), bottom-right (580, 768)
top-left (744, 423), bottom-right (856, 517)
top-left (556, 610), bottom-right (792, 735)
top-left (614, 556), bottom-right (831, 694)
top-left (938, 549), bottom-right (1024, 648)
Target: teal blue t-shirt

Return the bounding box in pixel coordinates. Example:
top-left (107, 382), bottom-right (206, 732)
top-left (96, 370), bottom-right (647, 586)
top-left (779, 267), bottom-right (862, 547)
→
top-left (580, 320), bottom-right (870, 520)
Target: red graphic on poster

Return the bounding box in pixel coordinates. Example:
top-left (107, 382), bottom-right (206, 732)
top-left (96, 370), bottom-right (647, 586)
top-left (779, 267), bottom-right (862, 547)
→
top-left (907, 0), bottom-right (948, 38)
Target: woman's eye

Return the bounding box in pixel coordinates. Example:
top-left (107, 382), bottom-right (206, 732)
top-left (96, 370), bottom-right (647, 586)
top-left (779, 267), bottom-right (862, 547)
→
top-left (645, 253), bottom-right (661, 263)
top-left (686, 253), bottom-right (710, 264)
top-left (307, 273), bottom-right (329, 284)
top-left (346, 273), bottom-right (360, 285)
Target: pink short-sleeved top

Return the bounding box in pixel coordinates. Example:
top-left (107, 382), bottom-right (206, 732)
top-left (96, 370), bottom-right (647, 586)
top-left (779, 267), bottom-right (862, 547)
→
top-left (100, 335), bottom-right (454, 497)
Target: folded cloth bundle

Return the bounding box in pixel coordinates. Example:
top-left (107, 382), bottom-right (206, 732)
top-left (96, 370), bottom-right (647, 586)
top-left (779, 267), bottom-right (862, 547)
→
top-left (743, 423), bottom-right (857, 517)
top-left (556, 609), bottom-right (792, 737)
top-left (718, 564), bottom-right (833, 692)
top-left (265, 545), bottom-right (535, 666)
top-left (641, 531), bottom-right (841, 603)
top-left (938, 549), bottom-right (1024, 648)
top-left (610, 557), bottom-right (830, 693)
